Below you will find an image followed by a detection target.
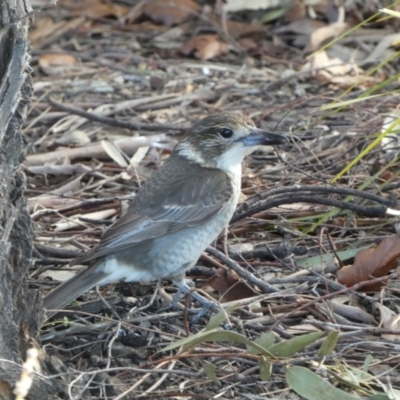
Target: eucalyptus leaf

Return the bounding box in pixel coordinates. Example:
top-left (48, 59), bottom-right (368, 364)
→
top-left (205, 305), bottom-right (236, 331)
top-left (161, 329), bottom-right (273, 356)
top-left (203, 362), bottom-right (220, 385)
top-left (269, 331), bottom-right (324, 357)
top-left (101, 139), bottom-right (128, 168)
top-left (260, 356), bottom-right (272, 381)
top-left (319, 331), bottom-right (339, 356)
top-left (363, 355), bottom-right (373, 372)
top-left (260, 7), bottom-right (288, 23)
top-left (247, 332), bottom-right (276, 355)
top-left (286, 366), bottom-right (361, 400)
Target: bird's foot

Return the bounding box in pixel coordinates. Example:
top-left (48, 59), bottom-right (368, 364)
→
top-left (173, 279), bottom-right (220, 323)
top-left (157, 279), bottom-right (219, 322)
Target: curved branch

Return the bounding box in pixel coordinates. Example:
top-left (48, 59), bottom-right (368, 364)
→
top-left (236, 185), bottom-right (396, 214)
top-left (232, 194), bottom-right (387, 222)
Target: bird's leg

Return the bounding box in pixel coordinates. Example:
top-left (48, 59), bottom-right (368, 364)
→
top-left (170, 278), bottom-right (194, 308)
top-left (156, 275), bottom-right (193, 313)
top-left (172, 275), bottom-right (220, 321)
top-left (157, 272), bottom-right (220, 321)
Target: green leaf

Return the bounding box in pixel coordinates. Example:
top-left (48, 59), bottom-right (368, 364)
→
top-left (269, 332), bottom-right (324, 357)
top-left (161, 329), bottom-right (273, 356)
top-left (318, 331), bottom-right (339, 356)
top-left (205, 305), bottom-right (235, 331)
top-left (286, 366), bottom-right (361, 400)
top-left (260, 356), bottom-right (272, 381)
top-left (363, 355), bottom-right (373, 372)
top-left (247, 332), bottom-right (276, 355)
top-left (260, 7), bottom-right (288, 23)
top-left (203, 362), bottom-right (220, 385)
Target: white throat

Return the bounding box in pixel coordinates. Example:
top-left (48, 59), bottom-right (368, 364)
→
top-left (215, 144), bottom-right (252, 176)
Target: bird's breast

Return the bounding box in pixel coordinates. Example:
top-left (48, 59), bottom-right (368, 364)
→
top-left (105, 175), bottom-right (241, 283)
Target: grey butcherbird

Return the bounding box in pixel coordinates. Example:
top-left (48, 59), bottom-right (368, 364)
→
top-left (43, 112), bottom-right (287, 317)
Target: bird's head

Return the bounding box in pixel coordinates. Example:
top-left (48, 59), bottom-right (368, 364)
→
top-left (175, 112), bottom-right (287, 173)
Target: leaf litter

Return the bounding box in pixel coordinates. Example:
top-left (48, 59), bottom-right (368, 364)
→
top-left (27, 0), bottom-right (400, 398)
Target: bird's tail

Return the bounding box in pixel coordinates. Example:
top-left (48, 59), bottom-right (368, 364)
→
top-left (43, 263), bottom-right (109, 319)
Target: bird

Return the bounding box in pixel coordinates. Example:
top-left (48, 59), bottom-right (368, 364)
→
top-left (43, 112), bottom-right (287, 317)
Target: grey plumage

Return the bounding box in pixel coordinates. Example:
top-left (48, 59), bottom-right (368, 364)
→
top-left (43, 112), bottom-right (287, 317)
top-left (43, 262), bottom-right (108, 313)
top-left (73, 155), bottom-right (233, 265)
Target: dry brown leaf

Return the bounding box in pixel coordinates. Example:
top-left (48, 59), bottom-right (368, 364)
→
top-left (337, 234), bottom-right (400, 291)
top-left (303, 50), bottom-right (359, 77)
top-left (238, 38), bottom-right (258, 51)
top-left (39, 53), bottom-right (78, 75)
top-left (284, 2), bottom-right (307, 22)
top-left (203, 269), bottom-right (257, 302)
top-left (144, 0), bottom-right (200, 27)
top-left (226, 20), bottom-right (268, 39)
top-left (39, 53), bottom-right (77, 68)
top-left (61, 0), bottom-right (129, 18)
top-left (39, 53), bottom-right (78, 73)
top-left (180, 35), bottom-right (228, 60)
top-left (304, 21), bottom-right (349, 53)
top-left (303, 5), bottom-right (348, 53)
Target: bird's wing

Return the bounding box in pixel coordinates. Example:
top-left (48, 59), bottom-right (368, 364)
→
top-left (72, 156), bottom-right (233, 265)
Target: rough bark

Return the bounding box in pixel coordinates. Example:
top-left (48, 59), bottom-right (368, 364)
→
top-left (0, 1), bottom-right (55, 398)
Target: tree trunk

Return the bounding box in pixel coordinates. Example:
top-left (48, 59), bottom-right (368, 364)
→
top-left (0, 1), bottom-right (55, 398)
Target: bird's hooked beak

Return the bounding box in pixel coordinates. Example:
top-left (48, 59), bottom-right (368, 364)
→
top-left (241, 127), bottom-right (288, 147)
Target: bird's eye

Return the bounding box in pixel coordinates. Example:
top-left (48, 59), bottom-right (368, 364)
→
top-left (219, 128), bottom-right (233, 139)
